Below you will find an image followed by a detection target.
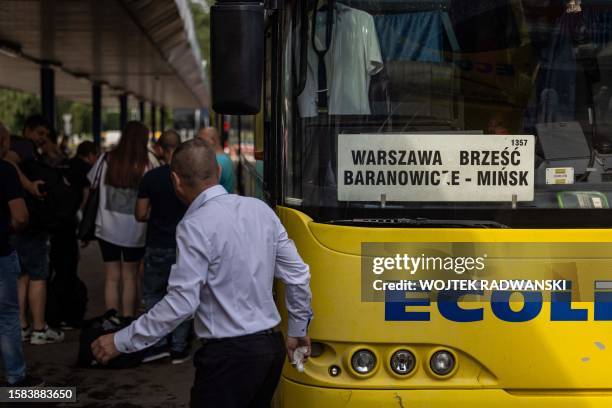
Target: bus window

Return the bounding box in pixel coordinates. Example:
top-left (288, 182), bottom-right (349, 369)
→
top-left (281, 0), bottom-right (612, 216)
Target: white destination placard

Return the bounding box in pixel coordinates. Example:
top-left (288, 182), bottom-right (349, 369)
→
top-left (337, 133), bottom-right (535, 202)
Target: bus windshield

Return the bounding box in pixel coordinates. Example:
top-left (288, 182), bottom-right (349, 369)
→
top-left (281, 0), bottom-right (612, 221)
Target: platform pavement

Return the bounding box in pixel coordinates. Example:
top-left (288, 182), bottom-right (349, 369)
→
top-left (15, 244), bottom-right (194, 407)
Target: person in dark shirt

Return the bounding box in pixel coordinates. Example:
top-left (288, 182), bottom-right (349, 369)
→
top-left (6, 115), bottom-right (49, 198)
top-left (68, 141), bottom-right (98, 208)
top-left (0, 123), bottom-right (43, 387)
top-left (135, 130), bottom-right (190, 364)
top-left (10, 115), bottom-right (65, 345)
top-left (46, 141), bottom-right (98, 329)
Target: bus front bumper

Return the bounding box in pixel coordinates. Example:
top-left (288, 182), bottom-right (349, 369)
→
top-left (277, 378), bottom-right (612, 408)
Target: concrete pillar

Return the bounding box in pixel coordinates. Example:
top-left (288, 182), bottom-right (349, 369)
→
top-left (160, 107), bottom-right (166, 132)
top-left (150, 103), bottom-right (157, 138)
top-left (119, 93), bottom-right (128, 130)
top-left (41, 65), bottom-right (55, 129)
top-left (139, 100), bottom-right (145, 122)
top-left (92, 83), bottom-right (102, 147)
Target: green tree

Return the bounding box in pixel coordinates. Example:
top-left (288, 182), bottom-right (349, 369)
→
top-left (0, 89), bottom-right (41, 134)
top-left (190, 1), bottom-right (210, 71)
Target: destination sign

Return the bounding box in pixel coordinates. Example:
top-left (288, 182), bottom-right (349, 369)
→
top-left (337, 133), bottom-right (535, 202)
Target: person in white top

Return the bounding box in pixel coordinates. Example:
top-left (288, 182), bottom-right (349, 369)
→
top-left (87, 121), bottom-right (156, 318)
top-left (298, 2), bottom-right (383, 117)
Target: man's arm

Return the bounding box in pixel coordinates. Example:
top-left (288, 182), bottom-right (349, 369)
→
top-left (92, 219), bottom-right (210, 363)
top-left (273, 218), bottom-right (313, 361)
top-left (4, 153), bottom-right (44, 198)
top-left (3, 160), bottom-right (28, 232)
top-left (8, 198), bottom-right (28, 232)
top-left (80, 188), bottom-right (89, 210)
top-left (135, 173), bottom-right (151, 222)
top-left (135, 198), bottom-right (150, 222)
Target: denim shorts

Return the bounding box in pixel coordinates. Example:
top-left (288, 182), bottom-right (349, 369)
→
top-left (14, 230), bottom-right (50, 281)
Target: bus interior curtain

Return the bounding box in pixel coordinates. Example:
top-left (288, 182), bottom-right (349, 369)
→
top-left (541, 13), bottom-right (579, 123)
top-left (311, 0), bottom-right (336, 110)
top-left (373, 11), bottom-right (444, 63)
top-left (541, 11), bottom-right (601, 123)
top-left (347, 0), bottom-right (448, 14)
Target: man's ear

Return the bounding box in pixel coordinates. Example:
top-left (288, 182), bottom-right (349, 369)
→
top-left (171, 171), bottom-right (181, 190)
top-left (217, 163), bottom-right (222, 180)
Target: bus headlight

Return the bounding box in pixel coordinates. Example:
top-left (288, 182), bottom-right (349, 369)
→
top-left (430, 350), bottom-right (455, 376)
top-left (351, 349), bottom-right (377, 375)
top-left (390, 350), bottom-right (416, 375)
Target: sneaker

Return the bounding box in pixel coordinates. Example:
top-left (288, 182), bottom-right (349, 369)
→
top-left (11, 375), bottom-right (45, 387)
top-left (142, 345), bottom-right (170, 364)
top-left (170, 349), bottom-right (191, 365)
top-left (30, 325), bottom-right (65, 345)
top-left (60, 321), bottom-right (77, 331)
top-left (21, 325), bottom-right (32, 342)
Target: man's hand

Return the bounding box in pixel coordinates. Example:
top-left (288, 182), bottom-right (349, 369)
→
top-left (91, 333), bottom-right (121, 364)
top-left (27, 180), bottom-right (46, 199)
top-left (286, 335), bottom-right (311, 363)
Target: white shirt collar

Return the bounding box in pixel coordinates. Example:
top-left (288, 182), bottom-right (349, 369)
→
top-left (186, 184), bottom-right (227, 216)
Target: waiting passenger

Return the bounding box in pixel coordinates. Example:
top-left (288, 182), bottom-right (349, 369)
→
top-left (135, 130), bottom-right (190, 364)
top-left (87, 121), bottom-right (156, 320)
top-left (92, 138), bottom-right (312, 407)
top-left (7, 115), bottom-right (65, 345)
top-left (198, 127), bottom-right (235, 193)
top-left (46, 141), bottom-right (98, 329)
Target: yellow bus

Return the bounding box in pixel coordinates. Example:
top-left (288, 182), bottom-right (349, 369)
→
top-left (211, 0), bottom-right (612, 406)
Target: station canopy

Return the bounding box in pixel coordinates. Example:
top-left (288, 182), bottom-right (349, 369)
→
top-left (0, 0), bottom-right (209, 108)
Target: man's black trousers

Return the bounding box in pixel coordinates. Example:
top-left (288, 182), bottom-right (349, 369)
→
top-left (191, 331), bottom-right (286, 408)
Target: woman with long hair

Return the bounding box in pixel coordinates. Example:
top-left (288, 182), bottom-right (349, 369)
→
top-left (87, 121), bottom-right (154, 319)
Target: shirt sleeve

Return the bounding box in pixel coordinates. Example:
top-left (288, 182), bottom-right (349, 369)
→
top-left (114, 219), bottom-right (211, 353)
top-left (137, 172), bottom-right (151, 199)
top-left (364, 14), bottom-right (383, 75)
top-left (273, 217), bottom-right (313, 337)
top-left (2, 161), bottom-right (24, 202)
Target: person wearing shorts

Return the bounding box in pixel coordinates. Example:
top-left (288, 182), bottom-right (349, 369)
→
top-left (87, 122), bottom-right (155, 319)
top-left (9, 116), bottom-right (64, 345)
top-left (97, 240), bottom-right (146, 264)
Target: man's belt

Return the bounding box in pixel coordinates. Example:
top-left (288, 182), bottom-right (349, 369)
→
top-left (199, 327), bottom-right (280, 345)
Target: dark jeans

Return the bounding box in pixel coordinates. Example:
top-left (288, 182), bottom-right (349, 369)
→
top-left (143, 247), bottom-right (191, 352)
top-left (191, 331), bottom-right (285, 408)
top-left (0, 252), bottom-right (27, 384)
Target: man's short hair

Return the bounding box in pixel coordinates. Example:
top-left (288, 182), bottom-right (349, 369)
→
top-left (157, 129), bottom-right (181, 152)
top-left (76, 140), bottom-right (97, 158)
top-left (171, 138), bottom-right (218, 187)
top-left (23, 114), bottom-right (51, 133)
top-left (200, 127), bottom-right (221, 146)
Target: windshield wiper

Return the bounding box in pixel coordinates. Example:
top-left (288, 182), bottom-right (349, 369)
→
top-left (328, 218), bottom-right (509, 229)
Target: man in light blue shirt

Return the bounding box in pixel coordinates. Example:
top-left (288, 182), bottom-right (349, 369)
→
top-left (92, 138), bottom-right (312, 407)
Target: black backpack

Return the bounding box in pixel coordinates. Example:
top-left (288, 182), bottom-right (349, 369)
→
top-left (21, 159), bottom-right (81, 232)
top-left (46, 276), bottom-right (88, 328)
top-left (77, 310), bottom-right (145, 369)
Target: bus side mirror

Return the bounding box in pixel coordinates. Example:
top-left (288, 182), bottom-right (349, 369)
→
top-left (210, 2), bottom-right (264, 115)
